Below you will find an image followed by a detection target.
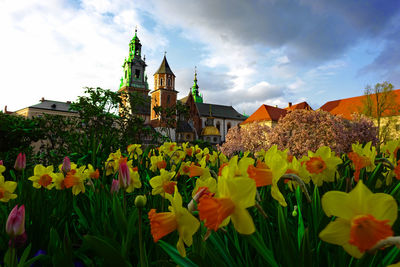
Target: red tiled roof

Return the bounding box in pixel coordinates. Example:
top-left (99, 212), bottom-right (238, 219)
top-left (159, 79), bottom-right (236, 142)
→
top-left (319, 89), bottom-right (400, 120)
top-left (284, 101), bottom-right (313, 111)
top-left (241, 104), bottom-right (287, 125)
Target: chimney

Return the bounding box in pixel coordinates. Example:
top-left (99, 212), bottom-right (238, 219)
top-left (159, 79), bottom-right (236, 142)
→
top-left (40, 97), bottom-right (45, 102)
top-left (288, 102), bottom-right (292, 107)
top-left (66, 101), bottom-right (71, 104)
top-left (4, 105), bottom-right (7, 113)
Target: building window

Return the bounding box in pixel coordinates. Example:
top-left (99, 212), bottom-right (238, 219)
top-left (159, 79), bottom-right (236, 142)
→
top-left (213, 137), bottom-right (217, 142)
top-left (227, 122), bottom-right (231, 131)
top-left (216, 121), bottom-right (220, 132)
top-left (168, 78), bottom-right (171, 87)
top-left (160, 78), bottom-right (163, 86)
top-left (135, 69), bottom-right (140, 79)
top-left (186, 134), bottom-right (191, 140)
top-left (125, 70), bottom-right (127, 78)
top-left (167, 95), bottom-right (171, 104)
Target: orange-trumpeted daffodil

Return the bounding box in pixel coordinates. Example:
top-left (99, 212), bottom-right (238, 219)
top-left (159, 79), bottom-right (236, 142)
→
top-left (198, 159), bottom-right (257, 234)
top-left (150, 169), bottom-right (176, 197)
top-left (150, 155), bottom-right (167, 172)
top-left (319, 180), bottom-right (397, 258)
top-left (85, 164), bottom-right (100, 180)
top-left (64, 166), bottom-right (88, 195)
top-left (28, 164), bottom-right (57, 189)
top-left (302, 146), bottom-right (342, 186)
top-left (0, 171), bottom-right (18, 202)
top-left (347, 142), bottom-right (376, 182)
top-left (148, 186), bottom-right (200, 257)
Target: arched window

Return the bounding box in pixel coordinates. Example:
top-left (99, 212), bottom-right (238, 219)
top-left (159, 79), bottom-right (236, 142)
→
top-left (160, 78), bottom-right (163, 86)
top-left (167, 95), bottom-right (171, 104)
top-left (168, 78), bottom-right (171, 87)
top-left (216, 121), bottom-right (220, 132)
top-left (227, 122), bottom-right (231, 131)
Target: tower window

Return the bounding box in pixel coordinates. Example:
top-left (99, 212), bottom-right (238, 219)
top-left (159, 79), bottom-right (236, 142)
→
top-left (216, 121), bottom-right (220, 131)
top-left (125, 70), bottom-right (127, 78)
top-left (160, 78), bottom-right (163, 86)
top-left (135, 69), bottom-right (140, 79)
top-left (167, 95), bottom-right (171, 104)
top-left (168, 78), bottom-right (171, 87)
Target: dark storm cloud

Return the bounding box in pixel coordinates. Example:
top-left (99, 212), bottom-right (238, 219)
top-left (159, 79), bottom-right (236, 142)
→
top-left (147, 0), bottom-right (400, 64)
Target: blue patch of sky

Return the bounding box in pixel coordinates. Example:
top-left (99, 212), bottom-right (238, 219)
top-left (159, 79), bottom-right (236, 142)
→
top-left (66, 0), bottom-right (82, 10)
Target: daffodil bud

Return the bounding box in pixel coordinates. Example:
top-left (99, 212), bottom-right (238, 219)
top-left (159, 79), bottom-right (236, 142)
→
top-left (292, 205), bottom-right (298, 217)
top-left (135, 195), bottom-right (147, 208)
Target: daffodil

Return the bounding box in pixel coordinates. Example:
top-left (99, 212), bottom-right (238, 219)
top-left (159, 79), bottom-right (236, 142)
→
top-left (105, 149), bottom-right (123, 175)
top-left (285, 156), bottom-right (310, 191)
top-left (303, 146), bottom-right (342, 186)
top-left (198, 159), bottom-right (257, 234)
top-left (148, 186), bottom-right (200, 257)
top-left (348, 142), bottom-right (376, 182)
top-left (127, 144), bottom-right (143, 159)
top-left (319, 180), bottom-right (397, 258)
top-left (150, 169), bottom-right (176, 197)
top-left (126, 167), bottom-right (142, 193)
top-left (159, 142), bottom-right (178, 157)
top-left (64, 166), bottom-right (88, 195)
top-left (53, 172), bottom-right (66, 190)
top-left (85, 164), bottom-right (100, 179)
top-left (0, 174), bottom-right (17, 202)
top-left (28, 164), bottom-right (57, 189)
top-left (150, 155), bottom-right (167, 172)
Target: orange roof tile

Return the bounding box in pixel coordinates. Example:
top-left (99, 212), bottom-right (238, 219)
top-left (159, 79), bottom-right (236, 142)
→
top-left (284, 101), bottom-right (313, 111)
top-left (241, 104), bottom-right (287, 125)
top-left (319, 89), bottom-right (400, 120)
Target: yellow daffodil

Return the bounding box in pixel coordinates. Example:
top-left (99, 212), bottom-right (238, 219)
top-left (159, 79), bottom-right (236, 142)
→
top-left (126, 167), bottom-right (142, 193)
top-left (150, 155), bottom-right (167, 172)
top-left (150, 169), bottom-right (176, 197)
top-left (148, 186), bottom-right (200, 257)
top-left (0, 174), bottom-right (17, 202)
top-left (192, 176), bottom-right (217, 198)
top-left (285, 156), bottom-right (310, 191)
top-left (127, 144), bottom-right (143, 159)
top-left (348, 142), bottom-right (376, 182)
top-left (64, 166), bottom-right (88, 195)
top-left (319, 180), bottom-right (397, 258)
top-left (159, 142), bottom-right (178, 157)
top-left (105, 149), bottom-right (122, 175)
top-left (302, 146), bottom-right (342, 186)
top-left (53, 172), bottom-right (66, 190)
top-left (381, 140), bottom-right (400, 161)
top-left (178, 161), bottom-right (192, 177)
top-left (85, 164), bottom-right (100, 180)
top-left (28, 164), bottom-right (57, 190)
top-left (198, 173), bottom-right (256, 234)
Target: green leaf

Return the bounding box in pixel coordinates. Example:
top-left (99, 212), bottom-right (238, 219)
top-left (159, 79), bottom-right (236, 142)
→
top-left (113, 197), bottom-right (128, 235)
top-left (158, 240), bottom-right (198, 267)
top-left (382, 246), bottom-right (400, 266)
top-left (246, 232), bottom-right (278, 267)
top-left (208, 233), bottom-right (235, 266)
top-left (17, 243), bottom-right (31, 267)
top-left (84, 235), bottom-right (130, 267)
top-left (295, 186), bottom-right (305, 250)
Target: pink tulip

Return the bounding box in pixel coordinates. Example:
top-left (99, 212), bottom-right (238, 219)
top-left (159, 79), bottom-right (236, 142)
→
top-left (111, 179), bottom-right (120, 194)
top-left (118, 160), bottom-right (130, 188)
top-left (6, 205), bottom-right (25, 238)
top-left (61, 156), bottom-right (71, 174)
top-left (0, 160), bottom-right (3, 165)
top-left (14, 153), bottom-right (26, 171)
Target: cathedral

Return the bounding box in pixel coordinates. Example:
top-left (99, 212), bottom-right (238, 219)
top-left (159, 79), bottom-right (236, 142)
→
top-left (118, 29), bottom-right (246, 144)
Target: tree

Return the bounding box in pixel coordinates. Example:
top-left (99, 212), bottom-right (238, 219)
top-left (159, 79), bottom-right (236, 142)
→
top-left (153, 101), bottom-right (189, 141)
top-left (362, 81), bottom-right (400, 152)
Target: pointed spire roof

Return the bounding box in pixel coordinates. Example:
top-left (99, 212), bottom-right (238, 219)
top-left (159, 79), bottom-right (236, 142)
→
top-left (154, 54), bottom-right (175, 76)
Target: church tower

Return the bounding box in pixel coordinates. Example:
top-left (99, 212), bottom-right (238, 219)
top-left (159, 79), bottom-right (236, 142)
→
top-left (150, 54), bottom-right (178, 126)
top-left (191, 67), bottom-right (203, 103)
top-left (119, 28), bottom-right (149, 96)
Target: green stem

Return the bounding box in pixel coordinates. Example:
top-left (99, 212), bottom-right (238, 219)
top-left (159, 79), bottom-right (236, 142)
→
top-left (138, 208), bottom-right (145, 267)
top-left (123, 190), bottom-right (127, 214)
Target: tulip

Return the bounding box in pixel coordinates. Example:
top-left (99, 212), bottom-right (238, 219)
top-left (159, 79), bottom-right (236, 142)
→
top-left (0, 160), bottom-right (3, 165)
top-left (14, 153), bottom-right (26, 171)
top-left (110, 179), bottom-right (120, 194)
top-left (6, 205), bottom-right (25, 238)
top-left (118, 160), bottom-right (130, 188)
top-left (61, 156), bottom-right (71, 174)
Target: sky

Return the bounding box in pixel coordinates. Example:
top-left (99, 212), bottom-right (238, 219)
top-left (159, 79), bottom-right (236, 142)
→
top-left (1, 0), bottom-right (400, 115)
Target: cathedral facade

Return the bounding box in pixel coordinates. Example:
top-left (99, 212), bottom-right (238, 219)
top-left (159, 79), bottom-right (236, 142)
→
top-left (119, 30), bottom-right (246, 143)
